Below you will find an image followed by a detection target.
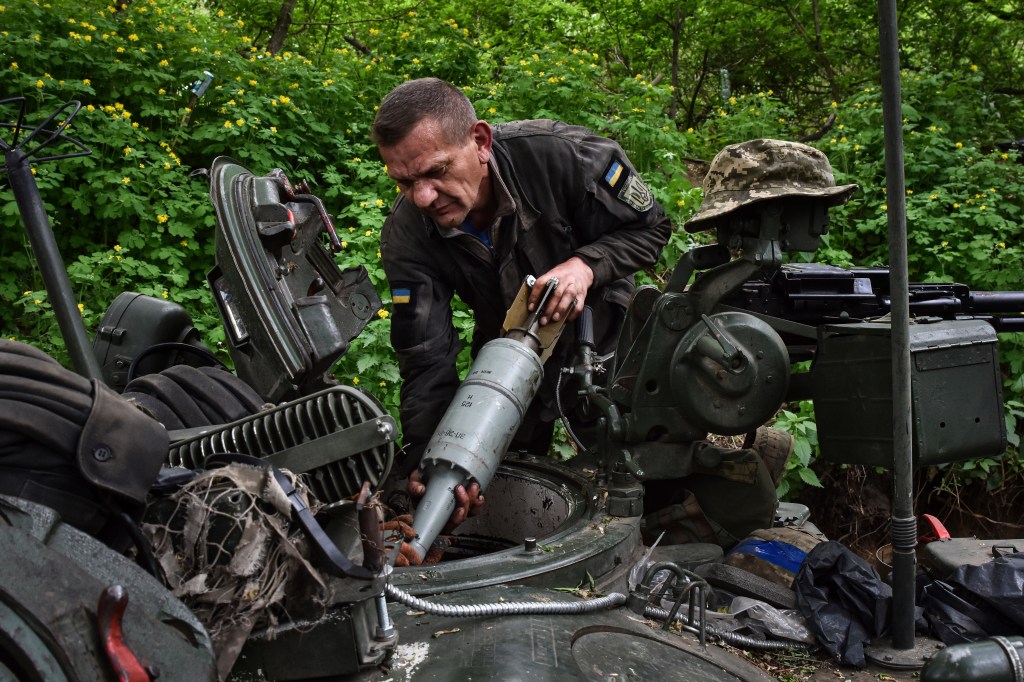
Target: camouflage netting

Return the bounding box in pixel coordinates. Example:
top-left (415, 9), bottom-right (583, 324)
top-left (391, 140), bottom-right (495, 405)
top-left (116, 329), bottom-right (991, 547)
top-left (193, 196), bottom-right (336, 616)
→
top-left (143, 463), bottom-right (331, 679)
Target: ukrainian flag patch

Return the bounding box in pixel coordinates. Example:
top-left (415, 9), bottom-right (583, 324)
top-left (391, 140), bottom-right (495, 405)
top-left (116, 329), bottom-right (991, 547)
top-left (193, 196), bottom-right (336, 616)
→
top-left (392, 288), bottom-right (411, 304)
top-left (603, 159), bottom-right (625, 189)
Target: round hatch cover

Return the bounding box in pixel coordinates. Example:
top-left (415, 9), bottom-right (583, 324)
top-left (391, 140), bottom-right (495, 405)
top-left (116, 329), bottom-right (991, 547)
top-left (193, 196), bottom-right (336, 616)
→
top-left (572, 627), bottom-right (771, 682)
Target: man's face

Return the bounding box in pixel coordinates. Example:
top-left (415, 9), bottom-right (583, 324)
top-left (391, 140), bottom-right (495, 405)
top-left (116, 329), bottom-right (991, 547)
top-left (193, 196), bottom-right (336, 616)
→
top-left (379, 118), bottom-right (492, 229)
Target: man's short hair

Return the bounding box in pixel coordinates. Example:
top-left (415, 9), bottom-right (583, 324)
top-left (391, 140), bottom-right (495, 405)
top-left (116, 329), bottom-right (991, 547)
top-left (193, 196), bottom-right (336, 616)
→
top-left (371, 77), bottom-right (478, 148)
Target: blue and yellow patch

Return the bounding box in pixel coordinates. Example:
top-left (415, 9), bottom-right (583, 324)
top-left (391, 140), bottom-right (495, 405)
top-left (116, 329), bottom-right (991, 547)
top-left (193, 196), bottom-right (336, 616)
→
top-left (603, 159), bottom-right (626, 189)
top-left (391, 288), bottom-right (411, 304)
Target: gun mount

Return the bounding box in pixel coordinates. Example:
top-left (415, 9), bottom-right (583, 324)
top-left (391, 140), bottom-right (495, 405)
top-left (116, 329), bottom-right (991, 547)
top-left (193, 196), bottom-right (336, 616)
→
top-left (569, 192), bottom-right (1011, 506)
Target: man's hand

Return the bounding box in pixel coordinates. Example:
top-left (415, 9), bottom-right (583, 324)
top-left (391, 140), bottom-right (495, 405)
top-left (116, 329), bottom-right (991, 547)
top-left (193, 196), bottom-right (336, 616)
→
top-left (407, 469), bottom-right (485, 532)
top-left (397, 470), bottom-right (485, 564)
top-left (529, 256), bottom-right (594, 326)
top-left (381, 513), bottom-right (423, 567)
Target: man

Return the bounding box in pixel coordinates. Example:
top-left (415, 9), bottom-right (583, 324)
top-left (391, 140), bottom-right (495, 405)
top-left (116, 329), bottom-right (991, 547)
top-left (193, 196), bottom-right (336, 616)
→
top-left (372, 78), bottom-right (672, 523)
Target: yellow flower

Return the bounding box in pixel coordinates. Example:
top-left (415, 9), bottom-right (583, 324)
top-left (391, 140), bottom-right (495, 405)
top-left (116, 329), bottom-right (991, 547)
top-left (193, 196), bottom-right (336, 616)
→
top-left (379, 381), bottom-right (387, 388)
top-left (114, 244), bottom-right (122, 251)
top-left (159, 59), bottom-right (169, 67)
top-left (121, 177), bottom-right (130, 184)
top-left (162, 290), bottom-right (168, 299)
top-left (270, 126), bottom-right (277, 133)
top-left (999, 242), bottom-right (1005, 248)
top-left (488, 107), bottom-right (496, 114)
top-left (35, 80), bottom-right (44, 88)
top-left (676, 199), bottom-right (685, 207)
top-left (224, 121), bottom-right (233, 128)
top-left (82, 78), bottom-right (91, 86)
top-left (955, 142), bottom-right (963, 149)
top-left (156, 214), bottom-right (169, 223)
top-left (377, 309), bottom-right (389, 319)
top-left (77, 303), bottom-right (84, 312)
top-left (123, 146), bottom-right (132, 155)
top-left (34, 299), bottom-right (42, 305)
top-left (375, 199), bottom-right (384, 208)
top-left (128, 33), bottom-right (138, 41)
top-left (341, 241), bottom-right (348, 248)
top-left (365, 230), bottom-right (372, 236)
top-left (352, 377), bottom-right (360, 385)
top-left (158, 88), bottom-right (166, 95)
top-left (953, 203), bottom-right (960, 209)
top-left (942, 241), bottom-right (948, 247)
top-left (235, 118), bottom-right (244, 126)
top-left (970, 64), bottom-right (979, 71)
top-left (10, 62), bottom-right (17, 70)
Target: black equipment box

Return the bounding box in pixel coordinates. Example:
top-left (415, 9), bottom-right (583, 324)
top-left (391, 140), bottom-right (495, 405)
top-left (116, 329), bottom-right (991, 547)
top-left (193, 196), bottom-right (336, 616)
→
top-left (811, 319), bottom-right (1006, 466)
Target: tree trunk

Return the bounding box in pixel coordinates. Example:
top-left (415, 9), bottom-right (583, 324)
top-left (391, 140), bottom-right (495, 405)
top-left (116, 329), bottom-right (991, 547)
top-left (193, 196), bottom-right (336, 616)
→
top-left (656, 5), bottom-right (689, 122)
top-left (267, 0), bottom-right (299, 54)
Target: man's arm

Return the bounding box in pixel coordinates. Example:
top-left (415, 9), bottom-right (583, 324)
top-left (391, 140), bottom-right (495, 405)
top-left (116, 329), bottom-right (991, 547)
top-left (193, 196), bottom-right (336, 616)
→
top-left (380, 213), bottom-right (462, 475)
top-left (569, 133), bottom-right (673, 288)
top-left (528, 126), bottom-right (673, 324)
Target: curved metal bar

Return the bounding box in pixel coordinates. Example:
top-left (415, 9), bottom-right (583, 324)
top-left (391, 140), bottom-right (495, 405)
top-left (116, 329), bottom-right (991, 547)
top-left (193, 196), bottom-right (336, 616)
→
top-left (0, 98), bottom-right (92, 164)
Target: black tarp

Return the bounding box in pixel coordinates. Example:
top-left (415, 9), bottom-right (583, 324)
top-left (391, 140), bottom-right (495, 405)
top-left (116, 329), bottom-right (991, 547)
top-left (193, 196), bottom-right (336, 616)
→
top-left (793, 541), bottom-right (892, 667)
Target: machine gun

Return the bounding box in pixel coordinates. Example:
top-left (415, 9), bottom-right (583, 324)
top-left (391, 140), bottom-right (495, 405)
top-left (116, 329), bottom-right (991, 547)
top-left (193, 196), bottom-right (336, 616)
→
top-left (567, 195), bottom-right (1015, 512)
top-left (723, 263), bottom-right (1024, 358)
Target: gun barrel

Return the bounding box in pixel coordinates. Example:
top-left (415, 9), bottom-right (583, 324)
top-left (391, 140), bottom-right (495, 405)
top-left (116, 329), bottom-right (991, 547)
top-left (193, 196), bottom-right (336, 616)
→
top-left (969, 291), bottom-right (1024, 314)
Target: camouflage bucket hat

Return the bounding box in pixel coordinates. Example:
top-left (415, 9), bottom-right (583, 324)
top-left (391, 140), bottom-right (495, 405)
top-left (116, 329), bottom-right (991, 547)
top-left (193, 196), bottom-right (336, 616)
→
top-left (684, 139), bottom-right (858, 232)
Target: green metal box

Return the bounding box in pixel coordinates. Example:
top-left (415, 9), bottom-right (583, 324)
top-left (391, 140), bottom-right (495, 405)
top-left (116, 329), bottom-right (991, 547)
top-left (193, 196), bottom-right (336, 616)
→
top-left (811, 319), bottom-right (1006, 466)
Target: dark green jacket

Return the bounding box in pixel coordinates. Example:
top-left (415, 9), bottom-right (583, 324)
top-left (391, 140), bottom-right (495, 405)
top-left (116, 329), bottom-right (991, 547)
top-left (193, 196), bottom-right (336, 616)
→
top-left (380, 119), bottom-right (672, 466)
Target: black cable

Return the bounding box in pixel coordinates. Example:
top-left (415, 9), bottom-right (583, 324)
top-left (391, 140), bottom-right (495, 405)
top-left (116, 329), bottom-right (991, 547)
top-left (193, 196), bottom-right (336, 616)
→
top-left (556, 368), bottom-right (589, 452)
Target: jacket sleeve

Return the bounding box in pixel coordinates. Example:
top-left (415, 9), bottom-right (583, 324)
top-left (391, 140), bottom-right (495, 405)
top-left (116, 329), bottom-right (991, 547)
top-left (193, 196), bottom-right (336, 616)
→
top-left (566, 131), bottom-right (673, 288)
top-left (380, 206), bottom-right (461, 473)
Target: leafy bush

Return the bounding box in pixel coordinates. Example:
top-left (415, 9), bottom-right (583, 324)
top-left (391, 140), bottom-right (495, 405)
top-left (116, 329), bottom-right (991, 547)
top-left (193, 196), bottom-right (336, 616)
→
top-left (2, 0), bottom-right (1022, 496)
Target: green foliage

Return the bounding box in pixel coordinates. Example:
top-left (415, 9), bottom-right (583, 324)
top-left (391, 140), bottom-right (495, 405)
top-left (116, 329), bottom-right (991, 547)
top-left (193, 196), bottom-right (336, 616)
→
top-left (772, 401), bottom-right (823, 501)
top-left (2, 0), bottom-right (1022, 486)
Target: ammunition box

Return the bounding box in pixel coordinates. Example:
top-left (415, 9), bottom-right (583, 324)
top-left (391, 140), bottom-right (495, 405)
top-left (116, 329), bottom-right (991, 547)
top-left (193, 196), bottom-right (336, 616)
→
top-left (811, 319), bottom-right (1006, 466)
